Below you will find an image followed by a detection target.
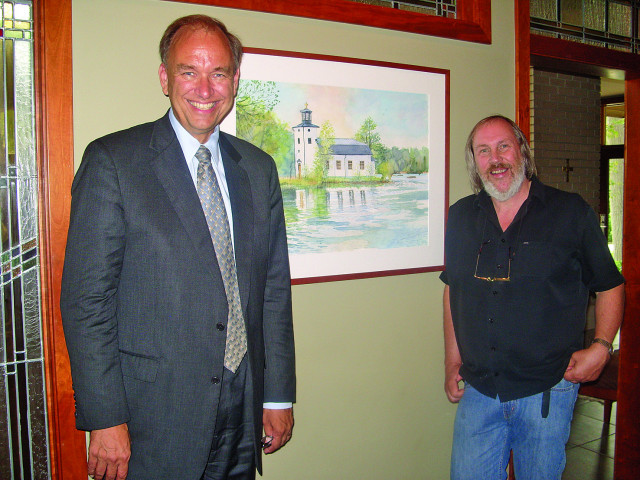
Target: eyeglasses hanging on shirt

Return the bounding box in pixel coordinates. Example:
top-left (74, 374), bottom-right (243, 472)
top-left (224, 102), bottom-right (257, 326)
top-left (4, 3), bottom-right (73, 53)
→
top-left (473, 239), bottom-right (512, 282)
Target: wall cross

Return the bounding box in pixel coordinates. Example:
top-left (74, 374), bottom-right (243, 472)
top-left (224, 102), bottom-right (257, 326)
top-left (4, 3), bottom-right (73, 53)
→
top-left (562, 158), bottom-right (574, 182)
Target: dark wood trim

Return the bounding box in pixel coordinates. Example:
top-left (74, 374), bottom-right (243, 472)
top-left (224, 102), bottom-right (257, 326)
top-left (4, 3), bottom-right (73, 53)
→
top-left (531, 34), bottom-right (640, 77)
top-left (515, 0), bottom-right (530, 139)
top-left (618, 76), bottom-right (640, 480)
top-left (34, 0), bottom-right (87, 478)
top-left (162, 0), bottom-right (491, 43)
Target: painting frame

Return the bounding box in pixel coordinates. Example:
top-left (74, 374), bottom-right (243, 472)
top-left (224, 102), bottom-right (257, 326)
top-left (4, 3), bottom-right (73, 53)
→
top-left (222, 48), bottom-right (449, 284)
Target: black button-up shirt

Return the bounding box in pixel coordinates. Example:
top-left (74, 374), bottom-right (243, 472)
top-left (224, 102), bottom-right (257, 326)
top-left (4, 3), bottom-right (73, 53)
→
top-left (440, 177), bottom-right (624, 401)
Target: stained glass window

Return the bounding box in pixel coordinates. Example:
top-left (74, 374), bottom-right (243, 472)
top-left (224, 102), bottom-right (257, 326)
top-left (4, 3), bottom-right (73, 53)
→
top-left (349, 0), bottom-right (456, 18)
top-left (0, 1), bottom-right (51, 479)
top-left (530, 0), bottom-right (640, 53)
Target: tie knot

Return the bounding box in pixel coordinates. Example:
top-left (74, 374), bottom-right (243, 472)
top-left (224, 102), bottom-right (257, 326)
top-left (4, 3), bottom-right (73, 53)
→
top-left (195, 145), bottom-right (212, 165)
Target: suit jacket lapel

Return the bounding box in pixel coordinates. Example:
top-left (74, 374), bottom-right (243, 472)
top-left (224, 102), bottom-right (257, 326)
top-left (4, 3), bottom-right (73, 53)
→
top-left (220, 133), bottom-right (253, 313)
top-left (149, 114), bottom-right (221, 281)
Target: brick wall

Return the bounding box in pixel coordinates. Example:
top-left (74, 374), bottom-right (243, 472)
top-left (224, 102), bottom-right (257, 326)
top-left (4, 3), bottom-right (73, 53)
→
top-left (530, 69), bottom-right (601, 213)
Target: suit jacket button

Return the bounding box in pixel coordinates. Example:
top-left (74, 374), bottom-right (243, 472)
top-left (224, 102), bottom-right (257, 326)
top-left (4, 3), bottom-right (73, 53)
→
top-left (211, 376), bottom-right (221, 384)
top-left (216, 323), bottom-right (225, 331)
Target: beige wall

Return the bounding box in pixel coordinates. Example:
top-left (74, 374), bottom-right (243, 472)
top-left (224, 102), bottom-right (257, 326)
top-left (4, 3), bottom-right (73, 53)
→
top-left (72, 0), bottom-right (516, 477)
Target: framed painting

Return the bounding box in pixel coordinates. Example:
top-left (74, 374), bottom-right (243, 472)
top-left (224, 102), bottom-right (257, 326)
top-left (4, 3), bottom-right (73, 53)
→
top-left (221, 48), bottom-right (449, 284)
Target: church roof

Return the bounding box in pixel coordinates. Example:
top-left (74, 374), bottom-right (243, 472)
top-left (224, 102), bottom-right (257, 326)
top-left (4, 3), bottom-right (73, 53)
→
top-left (319, 138), bottom-right (372, 156)
top-left (293, 121), bottom-right (319, 128)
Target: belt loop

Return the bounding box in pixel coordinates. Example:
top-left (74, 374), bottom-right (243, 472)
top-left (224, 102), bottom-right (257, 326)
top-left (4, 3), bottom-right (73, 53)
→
top-left (541, 389), bottom-right (551, 418)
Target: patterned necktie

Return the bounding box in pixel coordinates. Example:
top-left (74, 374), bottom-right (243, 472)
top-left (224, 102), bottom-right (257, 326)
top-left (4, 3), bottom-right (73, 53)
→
top-left (195, 145), bottom-right (247, 373)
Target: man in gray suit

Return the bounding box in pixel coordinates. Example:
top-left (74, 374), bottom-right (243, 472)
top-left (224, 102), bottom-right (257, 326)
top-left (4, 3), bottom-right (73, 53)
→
top-left (61, 15), bottom-right (295, 480)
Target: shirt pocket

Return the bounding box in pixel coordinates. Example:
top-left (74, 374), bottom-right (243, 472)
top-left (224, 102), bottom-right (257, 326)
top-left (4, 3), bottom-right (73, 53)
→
top-left (513, 241), bottom-right (577, 279)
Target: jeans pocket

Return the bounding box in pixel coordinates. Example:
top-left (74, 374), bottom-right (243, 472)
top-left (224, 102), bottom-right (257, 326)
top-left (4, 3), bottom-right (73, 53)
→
top-left (550, 377), bottom-right (579, 393)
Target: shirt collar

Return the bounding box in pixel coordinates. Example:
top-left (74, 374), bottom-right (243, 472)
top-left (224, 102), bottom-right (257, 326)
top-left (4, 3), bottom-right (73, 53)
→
top-left (168, 108), bottom-right (221, 166)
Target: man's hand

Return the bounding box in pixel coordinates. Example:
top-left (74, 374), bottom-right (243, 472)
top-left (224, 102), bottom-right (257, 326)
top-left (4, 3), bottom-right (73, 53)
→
top-left (564, 342), bottom-right (611, 383)
top-left (262, 408), bottom-right (293, 454)
top-left (445, 362), bottom-right (465, 403)
top-left (87, 423), bottom-right (131, 480)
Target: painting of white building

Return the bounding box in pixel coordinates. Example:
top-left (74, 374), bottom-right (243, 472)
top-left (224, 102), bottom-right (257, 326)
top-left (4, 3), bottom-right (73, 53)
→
top-left (322, 138), bottom-right (376, 177)
top-left (292, 105), bottom-right (376, 178)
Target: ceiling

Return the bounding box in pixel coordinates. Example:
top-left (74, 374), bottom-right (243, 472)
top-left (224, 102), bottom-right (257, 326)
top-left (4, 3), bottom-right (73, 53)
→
top-left (601, 78), bottom-right (625, 98)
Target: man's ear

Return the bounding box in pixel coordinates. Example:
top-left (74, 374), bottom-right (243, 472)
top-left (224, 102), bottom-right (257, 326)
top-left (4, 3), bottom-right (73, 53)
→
top-left (232, 67), bottom-right (240, 97)
top-left (159, 63), bottom-right (169, 97)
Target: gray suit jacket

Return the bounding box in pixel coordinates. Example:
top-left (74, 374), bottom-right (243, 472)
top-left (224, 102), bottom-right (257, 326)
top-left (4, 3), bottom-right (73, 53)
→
top-left (61, 113), bottom-right (295, 479)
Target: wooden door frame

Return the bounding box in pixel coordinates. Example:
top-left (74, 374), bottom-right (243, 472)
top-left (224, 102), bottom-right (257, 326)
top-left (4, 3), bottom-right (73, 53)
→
top-left (516, 2), bottom-right (640, 478)
top-left (35, 1), bottom-right (639, 478)
top-left (34, 0), bottom-right (88, 478)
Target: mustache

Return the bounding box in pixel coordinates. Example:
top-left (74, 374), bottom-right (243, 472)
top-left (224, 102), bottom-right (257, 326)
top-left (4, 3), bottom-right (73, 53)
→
top-left (485, 162), bottom-right (511, 173)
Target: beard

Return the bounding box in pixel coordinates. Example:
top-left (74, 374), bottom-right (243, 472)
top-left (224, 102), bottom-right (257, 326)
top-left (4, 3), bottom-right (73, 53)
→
top-left (480, 160), bottom-right (526, 202)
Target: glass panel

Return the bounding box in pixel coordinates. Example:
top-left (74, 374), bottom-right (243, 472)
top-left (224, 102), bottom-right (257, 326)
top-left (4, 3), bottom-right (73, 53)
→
top-left (531, 0), bottom-right (639, 53)
top-left (3, 3), bottom-right (12, 20)
top-left (604, 103), bottom-right (625, 145)
top-left (609, 2), bottom-right (632, 36)
top-left (609, 158), bottom-right (624, 269)
top-left (1, 178), bottom-right (9, 255)
top-left (28, 361), bottom-right (49, 479)
top-left (584, 0), bottom-right (605, 31)
top-left (0, 367), bottom-right (12, 478)
top-left (605, 116), bottom-right (625, 145)
top-left (9, 177), bottom-right (19, 249)
top-left (0, 1), bottom-right (49, 478)
top-left (0, 35), bottom-right (5, 178)
top-left (19, 175), bottom-right (37, 250)
top-left (5, 39), bottom-right (15, 168)
top-left (530, 0), bottom-right (558, 21)
top-left (561, 0), bottom-right (583, 26)
top-left (13, 4), bottom-right (29, 21)
top-left (349, 0), bottom-right (456, 17)
top-left (23, 267), bottom-right (40, 360)
top-left (14, 39), bottom-right (35, 179)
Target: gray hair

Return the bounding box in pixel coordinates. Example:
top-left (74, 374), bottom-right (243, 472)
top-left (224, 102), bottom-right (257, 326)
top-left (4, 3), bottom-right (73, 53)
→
top-left (159, 15), bottom-right (243, 74)
top-left (464, 115), bottom-right (536, 194)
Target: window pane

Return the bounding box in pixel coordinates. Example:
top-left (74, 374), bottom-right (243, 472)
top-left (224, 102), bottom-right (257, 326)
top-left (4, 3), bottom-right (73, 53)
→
top-left (531, 0), bottom-right (639, 53)
top-left (584, 0), bottom-right (606, 31)
top-left (349, 0), bottom-right (457, 18)
top-left (531, 0), bottom-right (558, 21)
top-left (562, 0), bottom-right (583, 26)
top-left (605, 116), bottom-right (625, 145)
top-left (609, 1), bottom-right (632, 36)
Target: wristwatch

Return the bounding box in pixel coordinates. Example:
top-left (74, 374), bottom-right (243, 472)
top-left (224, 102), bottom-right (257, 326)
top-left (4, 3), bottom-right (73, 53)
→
top-left (591, 337), bottom-right (614, 355)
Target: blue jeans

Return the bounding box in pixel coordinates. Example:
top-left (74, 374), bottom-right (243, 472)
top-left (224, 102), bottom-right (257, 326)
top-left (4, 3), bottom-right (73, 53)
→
top-left (451, 379), bottom-right (579, 480)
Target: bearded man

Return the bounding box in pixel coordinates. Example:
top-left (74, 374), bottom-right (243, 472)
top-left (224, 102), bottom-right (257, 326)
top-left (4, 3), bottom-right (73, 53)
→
top-left (440, 115), bottom-right (624, 480)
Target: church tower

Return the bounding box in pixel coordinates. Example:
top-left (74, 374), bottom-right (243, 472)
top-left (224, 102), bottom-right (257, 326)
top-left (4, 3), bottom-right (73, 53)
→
top-left (292, 104), bottom-right (319, 178)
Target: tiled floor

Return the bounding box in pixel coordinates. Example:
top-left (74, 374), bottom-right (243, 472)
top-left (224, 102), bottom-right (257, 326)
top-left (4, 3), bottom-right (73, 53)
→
top-left (562, 396), bottom-right (616, 480)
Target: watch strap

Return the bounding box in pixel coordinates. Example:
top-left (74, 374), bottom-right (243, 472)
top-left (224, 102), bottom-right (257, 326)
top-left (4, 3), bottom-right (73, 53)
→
top-left (591, 337), bottom-right (614, 355)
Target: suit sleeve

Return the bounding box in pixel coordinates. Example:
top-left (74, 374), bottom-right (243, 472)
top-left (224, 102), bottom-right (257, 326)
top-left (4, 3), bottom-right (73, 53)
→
top-left (60, 140), bottom-right (130, 431)
top-left (261, 159), bottom-right (296, 403)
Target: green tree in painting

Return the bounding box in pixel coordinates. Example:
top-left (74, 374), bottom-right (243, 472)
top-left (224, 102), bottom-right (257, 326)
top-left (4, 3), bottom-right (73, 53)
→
top-left (236, 80), bottom-right (294, 177)
top-left (355, 116), bottom-right (388, 162)
top-left (355, 116), bottom-right (394, 178)
top-left (355, 116), bottom-right (381, 149)
top-left (312, 121), bottom-right (335, 183)
top-left (236, 80), bottom-right (279, 138)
